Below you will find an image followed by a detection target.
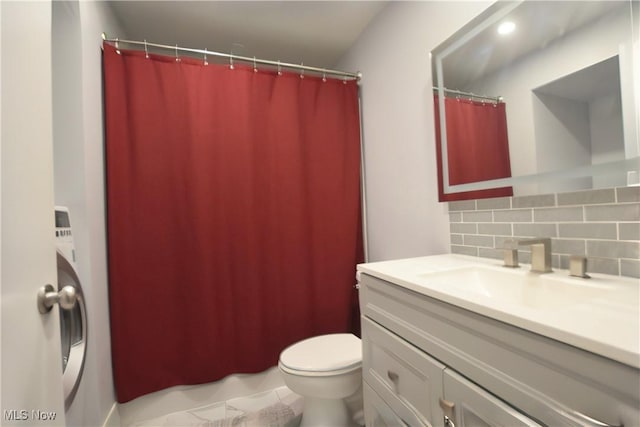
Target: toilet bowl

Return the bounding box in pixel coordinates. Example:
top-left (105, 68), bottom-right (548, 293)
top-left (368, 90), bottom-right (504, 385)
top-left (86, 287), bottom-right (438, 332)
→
top-left (279, 333), bottom-right (362, 427)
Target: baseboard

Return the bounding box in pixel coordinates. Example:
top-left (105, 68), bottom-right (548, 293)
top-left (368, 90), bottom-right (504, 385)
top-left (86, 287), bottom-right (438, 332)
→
top-left (102, 402), bottom-right (121, 427)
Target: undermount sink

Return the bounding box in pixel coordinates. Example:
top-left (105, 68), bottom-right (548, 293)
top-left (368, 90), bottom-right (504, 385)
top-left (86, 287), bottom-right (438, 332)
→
top-left (357, 254), bottom-right (640, 368)
top-left (418, 265), bottom-right (615, 310)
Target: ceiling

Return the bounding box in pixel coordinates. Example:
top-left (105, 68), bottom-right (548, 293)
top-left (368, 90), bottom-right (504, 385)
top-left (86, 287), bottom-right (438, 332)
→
top-left (107, 1), bottom-right (388, 70)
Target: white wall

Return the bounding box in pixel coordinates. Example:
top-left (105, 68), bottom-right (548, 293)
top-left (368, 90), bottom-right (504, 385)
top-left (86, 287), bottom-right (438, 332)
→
top-left (52, 2), bottom-right (126, 426)
top-left (337, 1), bottom-right (490, 262)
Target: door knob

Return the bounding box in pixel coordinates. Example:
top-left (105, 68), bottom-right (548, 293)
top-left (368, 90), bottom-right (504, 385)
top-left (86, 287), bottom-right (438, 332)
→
top-left (37, 284), bottom-right (77, 314)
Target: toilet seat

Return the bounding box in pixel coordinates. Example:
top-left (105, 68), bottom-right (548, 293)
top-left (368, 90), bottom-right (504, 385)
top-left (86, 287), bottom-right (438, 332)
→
top-left (279, 333), bottom-right (361, 377)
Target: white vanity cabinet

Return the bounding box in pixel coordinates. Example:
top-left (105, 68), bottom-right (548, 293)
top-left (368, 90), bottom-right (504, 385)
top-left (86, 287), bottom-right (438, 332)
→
top-left (359, 269), bottom-right (640, 427)
top-left (362, 316), bottom-right (446, 426)
top-left (362, 316), bottom-right (542, 427)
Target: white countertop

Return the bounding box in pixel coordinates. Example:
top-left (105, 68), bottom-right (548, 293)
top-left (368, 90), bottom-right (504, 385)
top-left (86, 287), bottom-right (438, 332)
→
top-left (357, 254), bottom-right (640, 369)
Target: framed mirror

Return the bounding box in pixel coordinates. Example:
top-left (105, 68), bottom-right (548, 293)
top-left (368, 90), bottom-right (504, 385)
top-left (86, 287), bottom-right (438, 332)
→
top-left (432, 0), bottom-right (639, 201)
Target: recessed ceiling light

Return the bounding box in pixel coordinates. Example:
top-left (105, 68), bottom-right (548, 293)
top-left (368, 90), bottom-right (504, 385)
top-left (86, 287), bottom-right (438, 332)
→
top-left (498, 21), bottom-right (516, 35)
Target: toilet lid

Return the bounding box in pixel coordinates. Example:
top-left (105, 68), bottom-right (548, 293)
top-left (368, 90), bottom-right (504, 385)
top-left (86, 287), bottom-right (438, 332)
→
top-left (279, 334), bottom-right (361, 374)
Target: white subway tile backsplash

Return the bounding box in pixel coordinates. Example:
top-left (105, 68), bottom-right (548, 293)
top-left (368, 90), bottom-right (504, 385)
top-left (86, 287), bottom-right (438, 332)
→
top-left (557, 188), bottom-right (615, 206)
top-left (451, 245), bottom-right (478, 256)
top-left (449, 212), bottom-right (462, 223)
top-left (533, 207), bottom-right (583, 222)
top-left (513, 223), bottom-right (557, 238)
top-left (617, 187), bottom-right (640, 203)
top-left (621, 259), bottom-right (640, 278)
top-left (494, 236), bottom-right (512, 250)
top-left (587, 240), bottom-right (640, 259)
top-left (512, 194), bottom-right (556, 208)
top-left (552, 239), bottom-right (586, 255)
top-left (464, 234), bottom-right (494, 248)
top-left (584, 203), bottom-right (640, 222)
top-left (558, 223), bottom-right (617, 239)
top-left (478, 247), bottom-right (503, 260)
top-left (493, 209), bottom-right (533, 223)
top-left (462, 210), bottom-right (493, 223)
top-left (589, 258), bottom-right (621, 276)
top-left (478, 223), bottom-right (512, 236)
top-left (448, 200), bottom-right (476, 211)
top-left (447, 187), bottom-right (640, 278)
top-left (477, 197), bottom-right (511, 210)
top-left (450, 223), bottom-right (477, 234)
top-left (619, 223), bottom-right (640, 241)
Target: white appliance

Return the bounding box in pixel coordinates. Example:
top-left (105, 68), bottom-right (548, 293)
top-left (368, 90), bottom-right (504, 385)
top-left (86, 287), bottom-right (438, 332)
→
top-left (54, 206), bottom-right (88, 411)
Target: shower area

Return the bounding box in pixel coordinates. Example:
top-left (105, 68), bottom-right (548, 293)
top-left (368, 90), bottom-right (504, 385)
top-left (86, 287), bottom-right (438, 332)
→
top-left (102, 22), bottom-right (365, 425)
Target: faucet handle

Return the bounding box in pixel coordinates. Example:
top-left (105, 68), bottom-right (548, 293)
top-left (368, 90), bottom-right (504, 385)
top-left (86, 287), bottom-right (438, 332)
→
top-left (503, 239), bottom-right (519, 268)
top-left (569, 255), bottom-right (590, 278)
top-left (503, 248), bottom-right (519, 268)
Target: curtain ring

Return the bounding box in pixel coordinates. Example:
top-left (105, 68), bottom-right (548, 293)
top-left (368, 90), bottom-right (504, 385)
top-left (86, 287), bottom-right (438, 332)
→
top-left (115, 38), bottom-right (121, 55)
top-left (322, 69), bottom-right (327, 83)
top-left (203, 48), bottom-right (208, 66)
top-left (175, 44), bottom-right (180, 62)
top-left (343, 76), bottom-right (347, 85)
top-left (144, 39), bottom-right (149, 59)
top-left (230, 54), bottom-right (234, 70)
top-left (253, 56), bottom-right (258, 73)
top-left (277, 61), bottom-right (282, 76)
top-left (300, 63), bottom-right (304, 79)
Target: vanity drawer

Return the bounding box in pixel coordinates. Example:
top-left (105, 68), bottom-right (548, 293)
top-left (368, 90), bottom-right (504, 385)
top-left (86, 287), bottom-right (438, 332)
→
top-left (362, 316), bottom-right (445, 427)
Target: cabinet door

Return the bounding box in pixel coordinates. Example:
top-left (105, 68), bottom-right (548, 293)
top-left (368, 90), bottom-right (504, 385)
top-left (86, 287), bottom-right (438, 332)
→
top-left (364, 383), bottom-right (410, 427)
top-left (443, 370), bottom-right (542, 427)
top-left (362, 317), bottom-right (445, 426)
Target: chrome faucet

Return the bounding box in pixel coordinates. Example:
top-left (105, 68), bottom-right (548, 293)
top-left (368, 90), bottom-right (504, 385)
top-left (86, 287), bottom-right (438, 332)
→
top-left (503, 237), bottom-right (552, 273)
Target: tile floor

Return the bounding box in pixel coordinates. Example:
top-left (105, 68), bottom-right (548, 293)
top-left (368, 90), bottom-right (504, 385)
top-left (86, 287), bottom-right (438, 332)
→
top-left (131, 386), bottom-right (303, 427)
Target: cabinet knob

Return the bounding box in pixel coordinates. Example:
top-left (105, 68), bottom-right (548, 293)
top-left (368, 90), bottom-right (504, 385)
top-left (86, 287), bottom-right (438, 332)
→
top-left (439, 398), bottom-right (456, 427)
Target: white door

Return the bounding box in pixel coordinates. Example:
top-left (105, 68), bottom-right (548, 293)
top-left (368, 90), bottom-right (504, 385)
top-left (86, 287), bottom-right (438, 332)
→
top-left (1, 1), bottom-right (67, 425)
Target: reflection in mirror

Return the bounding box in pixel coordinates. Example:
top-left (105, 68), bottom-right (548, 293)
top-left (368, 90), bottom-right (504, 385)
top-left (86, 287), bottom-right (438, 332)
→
top-left (432, 0), bottom-right (639, 200)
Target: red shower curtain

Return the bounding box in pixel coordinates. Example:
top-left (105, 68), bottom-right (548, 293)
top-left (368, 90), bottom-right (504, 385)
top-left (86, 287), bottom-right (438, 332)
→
top-left (103, 43), bottom-right (363, 402)
top-left (434, 95), bottom-right (513, 201)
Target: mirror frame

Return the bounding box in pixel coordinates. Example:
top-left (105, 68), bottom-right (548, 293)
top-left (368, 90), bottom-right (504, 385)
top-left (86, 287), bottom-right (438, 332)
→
top-left (431, 0), bottom-right (640, 197)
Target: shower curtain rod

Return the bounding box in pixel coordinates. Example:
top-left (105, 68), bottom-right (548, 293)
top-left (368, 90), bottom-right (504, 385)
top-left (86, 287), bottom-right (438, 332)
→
top-left (102, 33), bottom-right (361, 81)
top-left (433, 86), bottom-right (502, 103)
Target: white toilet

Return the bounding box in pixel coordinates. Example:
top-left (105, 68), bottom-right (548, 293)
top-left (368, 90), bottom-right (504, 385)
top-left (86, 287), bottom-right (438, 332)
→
top-left (279, 333), bottom-right (362, 427)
